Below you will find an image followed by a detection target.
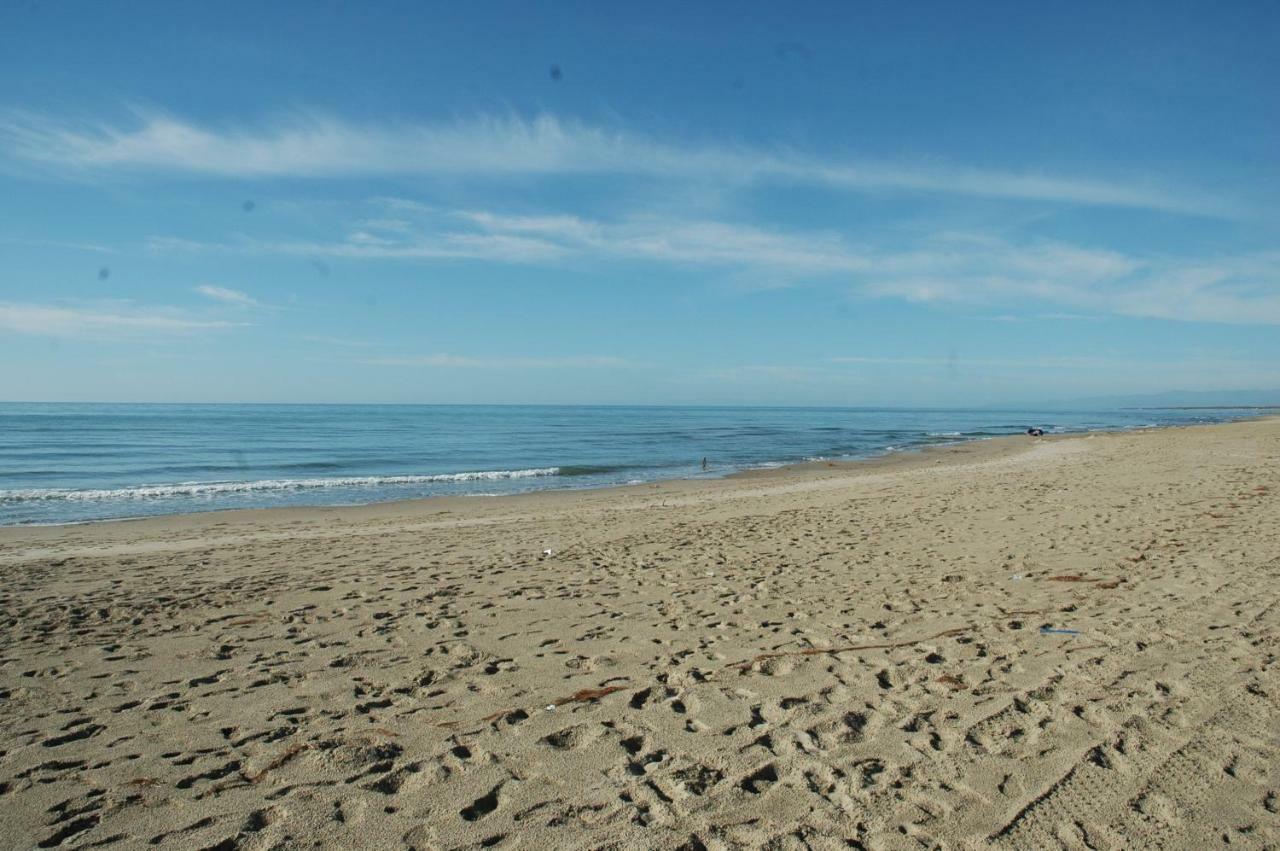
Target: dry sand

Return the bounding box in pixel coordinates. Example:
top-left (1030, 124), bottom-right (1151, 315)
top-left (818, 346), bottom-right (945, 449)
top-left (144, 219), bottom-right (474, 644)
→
top-left (1, 418), bottom-right (1278, 850)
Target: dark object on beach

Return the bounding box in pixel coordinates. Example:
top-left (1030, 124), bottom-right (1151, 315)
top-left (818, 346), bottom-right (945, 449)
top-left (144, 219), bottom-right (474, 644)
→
top-left (479, 684), bottom-right (625, 724)
top-left (1040, 626), bottom-right (1081, 635)
top-left (1026, 427), bottom-right (1045, 437)
top-left (243, 743), bottom-right (312, 783)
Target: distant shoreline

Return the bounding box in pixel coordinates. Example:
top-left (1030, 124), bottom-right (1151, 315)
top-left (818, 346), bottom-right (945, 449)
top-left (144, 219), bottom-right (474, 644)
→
top-left (1123, 405), bottom-right (1280, 410)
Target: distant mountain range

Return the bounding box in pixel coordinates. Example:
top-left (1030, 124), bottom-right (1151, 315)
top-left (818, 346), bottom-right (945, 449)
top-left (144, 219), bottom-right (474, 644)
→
top-left (1062, 389), bottom-right (1280, 409)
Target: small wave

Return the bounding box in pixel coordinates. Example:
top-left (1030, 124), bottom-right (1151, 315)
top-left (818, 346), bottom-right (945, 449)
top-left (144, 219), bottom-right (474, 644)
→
top-left (556, 464), bottom-right (630, 477)
top-left (0, 468), bottom-right (562, 503)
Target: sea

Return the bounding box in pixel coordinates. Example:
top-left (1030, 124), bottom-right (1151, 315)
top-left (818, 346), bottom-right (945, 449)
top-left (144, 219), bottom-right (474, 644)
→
top-left (0, 403), bottom-right (1254, 526)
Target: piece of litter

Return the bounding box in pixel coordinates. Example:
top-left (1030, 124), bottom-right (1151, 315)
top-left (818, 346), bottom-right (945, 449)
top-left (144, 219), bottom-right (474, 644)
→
top-left (1040, 627), bottom-right (1081, 635)
top-left (542, 549), bottom-right (553, 556)
top-left (545, 704), bottom-right (556, 711)
top-left (1011, 574), bottom-right (1023, 580)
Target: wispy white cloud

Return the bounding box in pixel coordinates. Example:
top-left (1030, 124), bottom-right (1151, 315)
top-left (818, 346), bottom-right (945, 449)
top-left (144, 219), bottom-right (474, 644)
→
top-left (358, 354), bottom-right (634, 369)
top-left (691, 364), bottom-right (857, 386)
top-left (698, 355), bottom-right (1280, 396)
top-left (1035, 312), bottom-right (1109, 321)
top-left (863, 249), bottom-right (1280, 325)
top-left (405, 211), bottom-right (1280, 326)
top-left (828, 354), bottom-right (1121, 369)
top-left (195, 284), bottom-right (259, 307)
top-left (461, 211), bottom-right (873, 273)
top-left (0, 110), bottom-right (1225, 215)
top-left (0, 301), bottom-right (246, 340)
top-left (824, 353), bottom-right (1280, 390)
top-left (156, 232), bottom-right (568, 264)
top-left (302, 335), bottom-right (378, 349)
top-left (0, 237), bottom-right (119, 254)
top-left (149, 206), bottom-right (1280, 325)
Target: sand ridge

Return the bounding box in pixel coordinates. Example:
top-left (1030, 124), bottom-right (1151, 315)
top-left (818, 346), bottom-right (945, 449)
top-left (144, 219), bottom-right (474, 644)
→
top-left (1, 420), bottom-right (1277, 849)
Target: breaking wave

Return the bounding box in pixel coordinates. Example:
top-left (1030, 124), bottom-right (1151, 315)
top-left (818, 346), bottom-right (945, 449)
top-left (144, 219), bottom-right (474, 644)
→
top-left (0, 468), bottom-right (563, 502)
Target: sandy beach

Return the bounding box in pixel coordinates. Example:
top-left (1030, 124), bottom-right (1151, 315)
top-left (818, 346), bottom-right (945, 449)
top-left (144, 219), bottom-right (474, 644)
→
top-left (1, 418), bottom-right (1277, 850)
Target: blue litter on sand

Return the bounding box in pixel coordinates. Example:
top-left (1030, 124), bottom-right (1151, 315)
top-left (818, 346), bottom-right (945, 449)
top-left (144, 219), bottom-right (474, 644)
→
top-left (1040, 627), bottom-right (1081, 635)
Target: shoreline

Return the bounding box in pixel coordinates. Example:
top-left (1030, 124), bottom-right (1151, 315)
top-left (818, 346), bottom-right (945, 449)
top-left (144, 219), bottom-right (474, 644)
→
top-left (0, 414), bottom-right (1267, 544)
top-left (0, 412), bottom-right (1259, 537)
top-left (0, 413), bottom-right (1268, 541)
top-left (1, 416), bottom-right (1268, 563)
top-left (0, 426), bottom-right (1097, 547)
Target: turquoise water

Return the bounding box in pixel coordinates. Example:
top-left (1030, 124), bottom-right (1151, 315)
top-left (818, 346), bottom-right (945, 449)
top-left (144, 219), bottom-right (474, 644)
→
top-left (0, 403), bottom-right (1249, 525)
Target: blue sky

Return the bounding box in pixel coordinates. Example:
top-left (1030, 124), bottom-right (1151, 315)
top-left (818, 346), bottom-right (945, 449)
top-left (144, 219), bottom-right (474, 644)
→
top-left (1, 0), bottom-right (1277, 405)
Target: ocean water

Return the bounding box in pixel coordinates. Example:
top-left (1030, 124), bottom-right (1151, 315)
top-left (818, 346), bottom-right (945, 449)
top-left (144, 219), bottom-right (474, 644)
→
top-left (0, 403), bottom-right (1251, 526)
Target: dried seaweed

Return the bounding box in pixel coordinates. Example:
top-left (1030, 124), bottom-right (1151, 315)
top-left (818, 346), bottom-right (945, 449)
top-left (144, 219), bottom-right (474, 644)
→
top-left (243, 743), bottom-right (312, 784)
top-left (1044, 575), bottom-right (1126, 589)
top-left (936, 675), bottom-right (968, 690)
top-left (1064, 643), bottom-right (1106, 654)
top-left (227, 613), bottom-right (273, 627)
top-left (550, 685), bottom-right (625, 707)
top-left (472, 684), bottom-right (626, 727)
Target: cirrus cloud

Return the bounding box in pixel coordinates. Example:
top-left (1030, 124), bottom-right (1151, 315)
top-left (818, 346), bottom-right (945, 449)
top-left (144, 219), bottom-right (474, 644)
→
top-left (195, 284), bottom-right (260, 307)
top-left (0, 109), bottom-right (1229, 216)
top-left (357, 354), bottom-right (635, 369)
top-left (0, 301), bottom-right (246, 340)
top-left (148, 202), bottom-right (1280, 324)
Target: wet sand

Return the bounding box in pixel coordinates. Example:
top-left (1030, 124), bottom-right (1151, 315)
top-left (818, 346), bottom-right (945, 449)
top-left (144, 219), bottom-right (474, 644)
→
top-left (1, 418), bottom-right (1278, 849)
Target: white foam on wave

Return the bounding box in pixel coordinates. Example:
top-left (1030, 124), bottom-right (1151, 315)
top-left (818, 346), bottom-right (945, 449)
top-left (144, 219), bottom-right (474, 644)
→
top-left (0, 468), bottom-right (562, 502)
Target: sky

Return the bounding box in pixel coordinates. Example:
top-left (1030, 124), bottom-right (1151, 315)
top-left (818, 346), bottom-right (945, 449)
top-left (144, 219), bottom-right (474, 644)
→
top-left (1, 0), bottom-right (1277, 406)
